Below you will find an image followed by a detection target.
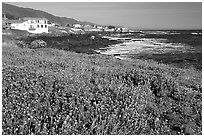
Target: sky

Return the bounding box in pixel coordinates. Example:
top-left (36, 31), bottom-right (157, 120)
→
top-left (7, 2), bottom-right (202, 30)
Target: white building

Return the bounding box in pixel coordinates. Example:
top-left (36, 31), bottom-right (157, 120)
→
top-left (89, 28), bottom-right (102, 32)
top-left (10, 17), bottom-right (49, 34)
top-left (121, 27), bottom-right (129, 32)
top-left (115, 28), bottom-right (122, 32)
top-left (97, 26), bottom-right (103, 29)
top-left (84, 24), bottom-right (92, 28)
top-left (104, 28), bottom-right (115, 32)
top-left (73, 24), bottom-right (82, 28)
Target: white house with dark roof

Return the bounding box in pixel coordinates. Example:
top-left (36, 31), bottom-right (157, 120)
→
top-left (10, 17), bottom-right (49, 33)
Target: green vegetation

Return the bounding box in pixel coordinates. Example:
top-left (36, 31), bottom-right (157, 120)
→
top-left (17, 33), bottom-right (121, 54)
top-left (2, 45), bottom-right (202, 135)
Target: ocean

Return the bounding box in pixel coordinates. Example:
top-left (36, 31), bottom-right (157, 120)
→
top-left (19, 30), bottom-right (202, 70)
top-left (98, 30), bottom-right (202, 70)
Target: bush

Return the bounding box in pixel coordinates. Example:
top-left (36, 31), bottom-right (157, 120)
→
top-left (16, 40), bottom-right (29, 48)
top-left (16, 40), bottom-right (47, 49)
top-left (2, 46), bottom-right (202, 135)
top-left (30, 40), bottom-right (47, 49)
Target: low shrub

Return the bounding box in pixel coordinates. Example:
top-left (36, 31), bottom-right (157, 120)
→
top-left (2, 46), bottom-right (202, 135)
top-left (30, 40), bottom-right (47, 49)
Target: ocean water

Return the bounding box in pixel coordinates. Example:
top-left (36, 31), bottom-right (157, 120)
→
top-left (19, 30), bottom-right (202, 70)
top-left (100, 30), bottom-right (202, 70)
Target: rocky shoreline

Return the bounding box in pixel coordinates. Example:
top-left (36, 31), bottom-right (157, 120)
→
top-left (3, 29), bottom-right (202, 70)
top-left (95, 35), bottom-right (201, 70)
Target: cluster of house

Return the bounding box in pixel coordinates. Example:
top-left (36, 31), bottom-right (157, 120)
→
top-left (69, 23), bottom-right (129, 33)
top-left (2, 13), bottom-right (130, 34)
top-left (2, 14), bottom-right (50, 34)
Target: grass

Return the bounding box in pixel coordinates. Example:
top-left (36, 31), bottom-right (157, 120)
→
top-left (2, 43), bottom-right (202, 135)
top-left (17, 33), bottom-right (121, 54)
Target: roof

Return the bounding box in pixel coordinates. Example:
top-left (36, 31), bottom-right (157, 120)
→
top-left (4, 20), bottom-right (26, 24)
top-left (21, 17), bottom-right (48, 21)
top-left (84, 25), bottom-right (95, 29)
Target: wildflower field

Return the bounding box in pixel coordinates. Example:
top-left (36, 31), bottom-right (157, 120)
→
top-left (2, 45), bottom-right (202, 135)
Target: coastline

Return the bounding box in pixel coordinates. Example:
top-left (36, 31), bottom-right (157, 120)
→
top-left (95, 36), bottom-right (192, 57)
top-left (5, 29), bottom-right (202, 70)
top-left (2, 30), bottom-right (202, 135)
top-left (95, 34), bottom-right (201, 70)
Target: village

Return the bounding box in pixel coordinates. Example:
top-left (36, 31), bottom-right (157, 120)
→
top-left (2, 13), bottom-right (131, 35)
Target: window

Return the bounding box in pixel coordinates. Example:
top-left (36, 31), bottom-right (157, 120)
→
top-left (44, 20), bottom-right (46, 24)
top-left (37, 25), bottom-right (39, 28)
top-left (38, 20), bottom-right (39, 23)
top-left (41, 25), bottom-right (43, 28)
top-left (29, 25), bottom-right (36, 30)
top-left (45, 25), bottom-right (47, 28)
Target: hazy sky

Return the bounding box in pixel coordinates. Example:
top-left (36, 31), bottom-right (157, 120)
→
top-left (7, 2), bottom-right (202, 29)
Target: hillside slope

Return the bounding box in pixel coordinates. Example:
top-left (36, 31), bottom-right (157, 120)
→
top-left (2, 3), bottom-right (95, 26)
top-left (2, 44), bottom-right (202, 135)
